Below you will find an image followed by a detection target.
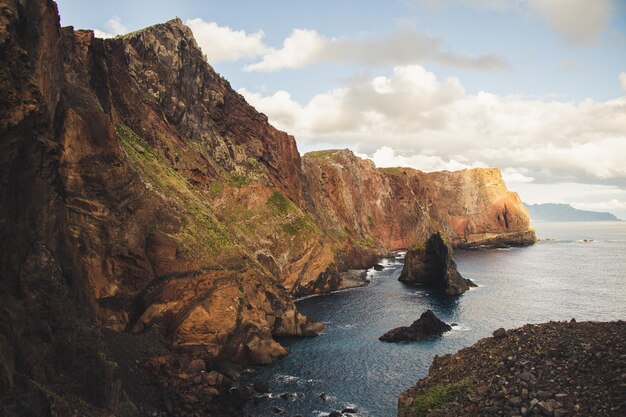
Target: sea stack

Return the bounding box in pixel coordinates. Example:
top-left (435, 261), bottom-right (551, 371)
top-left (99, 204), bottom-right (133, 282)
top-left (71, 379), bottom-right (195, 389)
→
top-left (399, 232), bottom-right (476, 295)
top-left (379, 310), bottom-right (452, 342)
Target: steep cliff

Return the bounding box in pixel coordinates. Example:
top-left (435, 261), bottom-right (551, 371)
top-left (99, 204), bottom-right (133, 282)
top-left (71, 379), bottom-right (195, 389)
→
top-left (303, 149), bottom-right (535, 251)
top-left (0, 2), bottom-right (534, 416)
top-left (0, 2), bottom-right (327, 415)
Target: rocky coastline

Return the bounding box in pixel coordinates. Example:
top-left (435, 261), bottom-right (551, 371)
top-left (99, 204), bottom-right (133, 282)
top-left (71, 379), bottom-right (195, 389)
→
top-left (398, 320), bottom-right (626, 417)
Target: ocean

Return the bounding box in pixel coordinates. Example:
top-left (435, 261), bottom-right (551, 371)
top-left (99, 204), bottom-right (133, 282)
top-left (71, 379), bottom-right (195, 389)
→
top-left (245, 222), bottom-right (626, 417)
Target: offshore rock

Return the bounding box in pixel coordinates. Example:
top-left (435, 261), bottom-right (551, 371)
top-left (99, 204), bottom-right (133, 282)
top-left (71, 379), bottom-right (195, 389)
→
top-left (399, 233), bottom-right (476, 295)
top-left (379, 310), bottom-right (452, 342)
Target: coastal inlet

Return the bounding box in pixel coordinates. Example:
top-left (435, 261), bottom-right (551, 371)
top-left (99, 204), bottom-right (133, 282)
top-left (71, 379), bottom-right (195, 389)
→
top-left (244, 221), bottom-right (626, 417)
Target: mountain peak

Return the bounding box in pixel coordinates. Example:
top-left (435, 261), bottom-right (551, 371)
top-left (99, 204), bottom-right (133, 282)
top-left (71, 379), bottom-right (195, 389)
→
top-left (119, 16), bottom-right (198, 49)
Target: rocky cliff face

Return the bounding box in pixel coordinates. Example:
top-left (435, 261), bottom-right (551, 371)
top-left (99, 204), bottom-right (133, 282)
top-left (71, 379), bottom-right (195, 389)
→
top-left (0, 1), bottom-right (534, 415)
top-left (0, 2), bottom-right (327, 415)
top-left (303, 149), bottom-right (535, 251)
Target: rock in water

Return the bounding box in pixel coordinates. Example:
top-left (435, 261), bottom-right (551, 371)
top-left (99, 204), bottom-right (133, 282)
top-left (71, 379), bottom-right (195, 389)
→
top-left (379, 310), bottom-right (452, 342)
top-left (399, 232), bottom-right (476, 295)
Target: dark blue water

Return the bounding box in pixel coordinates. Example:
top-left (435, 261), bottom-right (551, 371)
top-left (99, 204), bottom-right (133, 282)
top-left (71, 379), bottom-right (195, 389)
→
top-left (245, 222), bottom-right (626, 417)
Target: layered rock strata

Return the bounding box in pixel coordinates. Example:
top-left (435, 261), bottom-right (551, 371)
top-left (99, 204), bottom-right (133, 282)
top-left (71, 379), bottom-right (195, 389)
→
top-left (302, 150), bottom-right (535, 251)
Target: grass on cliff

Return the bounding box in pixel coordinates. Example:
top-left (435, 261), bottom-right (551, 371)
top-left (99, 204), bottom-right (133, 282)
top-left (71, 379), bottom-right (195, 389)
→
top-left (378, 167), bottom-right (406, 176)
top-left (412, 380), bottom-right (473, 417)
top-left (116, 124), bottom-right (236, 258)
top-left (266, 190), bottom-right (319, 237)
top-left (303, 149), bottom-right (340, 159)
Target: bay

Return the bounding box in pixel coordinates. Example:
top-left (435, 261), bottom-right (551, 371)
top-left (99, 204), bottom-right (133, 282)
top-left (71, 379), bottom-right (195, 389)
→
top-left (245, 222), bottom-right (626, 417)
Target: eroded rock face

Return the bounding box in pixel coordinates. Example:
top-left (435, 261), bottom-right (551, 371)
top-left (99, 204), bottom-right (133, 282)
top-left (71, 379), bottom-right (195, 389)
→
top-left (399, 232), bottom-right (476, 295)
top-left (302, 150), bottom-right (536, 251)
top-left (0, 2), bottom-right (323, 415)
top-left (379, 310), bottom-right (452, 342)
top-left (423, 168), bottom-right (536, 248)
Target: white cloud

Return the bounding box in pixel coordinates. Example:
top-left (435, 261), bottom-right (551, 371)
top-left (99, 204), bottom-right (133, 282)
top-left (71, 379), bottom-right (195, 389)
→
top-left (186, 18), bottom-right (268, 63)
top-left (501, 167), bottom-right (535, 184)
top-left (405, 0), bottom-right (509, 10)
top-left (94, 15), bottom-right (127, 39)
top-left (407, 1), bottom-right (614, 46)
top-left (527, 0), bottom-right (613, 45)
top-left (354, 146), bottom-right (486, 173)
top-left (620, 72), bottom-right (626, 94)
top-left (240, 65), bottom-right (626, 189)
top-left (573, 199), bottom-right (626, 213)
top-left (463, 0), bottom-right (509, 9)
top-left (245, 27), bottom-right (509, 72)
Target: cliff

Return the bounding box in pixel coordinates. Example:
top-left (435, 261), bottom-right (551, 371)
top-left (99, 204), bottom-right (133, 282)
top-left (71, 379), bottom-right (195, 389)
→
top-left (303, 149), bottom-right (535, 250)
top-left (0, 2), bottom-right (534, 415)
top-left (0, 2), bottom-right (327, 415)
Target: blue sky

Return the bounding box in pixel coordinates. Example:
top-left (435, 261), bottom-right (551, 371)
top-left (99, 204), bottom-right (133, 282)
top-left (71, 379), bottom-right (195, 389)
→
top-left (56, 0), bottom-right (626, 217)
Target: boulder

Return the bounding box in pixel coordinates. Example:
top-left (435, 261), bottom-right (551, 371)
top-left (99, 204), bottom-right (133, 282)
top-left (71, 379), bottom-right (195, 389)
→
top-left (399, 232), bottom-right (476, 295)
top-left (379, 310), bottom-right (452, 342)
top-left (492, 328), bottom-right (507, 339)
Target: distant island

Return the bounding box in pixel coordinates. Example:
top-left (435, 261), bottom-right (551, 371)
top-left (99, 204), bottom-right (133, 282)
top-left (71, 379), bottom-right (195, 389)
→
top-left (524, 203), bottom-right (620, 222)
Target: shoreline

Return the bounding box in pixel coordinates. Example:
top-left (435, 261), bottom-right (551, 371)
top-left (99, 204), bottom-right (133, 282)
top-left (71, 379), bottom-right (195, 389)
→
top-left (398, 320), bottom-right (626, 417)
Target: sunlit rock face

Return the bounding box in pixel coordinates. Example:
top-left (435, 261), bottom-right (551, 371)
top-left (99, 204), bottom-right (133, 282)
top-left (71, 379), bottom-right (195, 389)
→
top-left (302, 149), bottom-right (535, 252)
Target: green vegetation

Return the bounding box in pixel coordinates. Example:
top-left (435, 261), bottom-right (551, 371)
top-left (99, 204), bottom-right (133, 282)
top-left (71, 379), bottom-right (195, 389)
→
top-left (304, 149), bottom-right (341, 159)
top-left (227, 172), bottom-right (250, 188)
top-left (428, 218), bottom-right (443, 234)
top-left (412, 381), bottom-right (473, 417)
top-left (117, 124), bottom-right (324, 261)
top-left (267, 190), bottom-right (295, 215)
top-left (266, 190), bottom-right (318, 236)
top-left (349, 235), bottom-right (377, 249)
top-left (367, 215), bottom-right (374, 226)
top-left (378, 167), bottom-right (405, 176)
top-left (116, 124), bottom-right (236, 258)
top-left (410, 241), bottom-right (427, 252)
top-left (282, 215), bottom-right (316, 236)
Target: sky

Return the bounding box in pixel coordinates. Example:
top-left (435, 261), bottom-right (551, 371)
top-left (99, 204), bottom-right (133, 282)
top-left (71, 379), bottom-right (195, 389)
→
top-left (56, 0), bottom-right (626, 218)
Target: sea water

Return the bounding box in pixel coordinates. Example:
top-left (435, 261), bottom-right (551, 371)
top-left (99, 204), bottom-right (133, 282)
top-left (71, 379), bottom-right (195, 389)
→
top-left (245, 222), bottom-right (626, 417)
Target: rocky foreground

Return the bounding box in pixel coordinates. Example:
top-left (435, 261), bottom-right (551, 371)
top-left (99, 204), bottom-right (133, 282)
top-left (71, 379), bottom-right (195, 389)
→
top-left (398, 321), bottom-right (626, 417)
